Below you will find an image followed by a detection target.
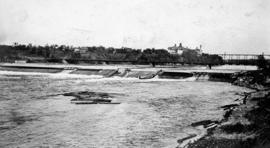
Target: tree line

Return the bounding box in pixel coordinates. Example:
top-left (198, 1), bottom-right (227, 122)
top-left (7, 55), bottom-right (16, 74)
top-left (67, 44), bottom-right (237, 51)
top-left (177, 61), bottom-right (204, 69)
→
top-left (0, 43), bottom-right (223, 65)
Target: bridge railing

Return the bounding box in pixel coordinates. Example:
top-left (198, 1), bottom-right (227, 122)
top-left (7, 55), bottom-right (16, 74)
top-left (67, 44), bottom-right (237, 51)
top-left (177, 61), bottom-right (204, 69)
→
top-left (217, 54), bottom-right (270, 60)
top-left (216, 54), bottom-right (270, 65)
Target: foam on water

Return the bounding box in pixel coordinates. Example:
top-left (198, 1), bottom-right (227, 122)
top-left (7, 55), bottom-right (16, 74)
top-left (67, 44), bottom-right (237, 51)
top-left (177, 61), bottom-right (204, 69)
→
top-left (0, 70), bottom-right (104, 79)
top-left (0, 70), bottom-right (222, 82)
top-left (212, 65), bottom-right (257, 71)
top-left (48, 73), bottom-right (104, 79)
top-left (145, 76), bottom-right (197, 82)
top-left (0, 70), bottom-right (48, 76)
top-left (0, 69), bottom-right (197, 81)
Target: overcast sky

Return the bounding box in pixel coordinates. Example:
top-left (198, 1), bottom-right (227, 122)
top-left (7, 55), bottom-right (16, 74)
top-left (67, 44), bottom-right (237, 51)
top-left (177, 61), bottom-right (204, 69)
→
top-left (0, 0), bottom-right (269, 54)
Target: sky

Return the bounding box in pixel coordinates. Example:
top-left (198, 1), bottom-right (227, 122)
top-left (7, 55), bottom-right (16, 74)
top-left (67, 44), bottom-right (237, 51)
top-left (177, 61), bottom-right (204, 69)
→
top-left (0, 0), bottom-right (269, 54)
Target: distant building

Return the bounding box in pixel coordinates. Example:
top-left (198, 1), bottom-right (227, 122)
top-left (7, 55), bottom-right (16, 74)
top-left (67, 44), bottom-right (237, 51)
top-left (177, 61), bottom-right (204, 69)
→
top-left (74, 48), bottom-right (80, 53)
top-left (168, 43), bottom-right (183, 54)
top-left (168, 43), bottom-right (202, 55)
top-left (79, 47), bottom-right (88, 54)
top-left (77, 47), bottom-right (90, 58)
top-left (195, 45), bottom-right (203, 55)
top-left (15, 60), bottom-right (27, 64)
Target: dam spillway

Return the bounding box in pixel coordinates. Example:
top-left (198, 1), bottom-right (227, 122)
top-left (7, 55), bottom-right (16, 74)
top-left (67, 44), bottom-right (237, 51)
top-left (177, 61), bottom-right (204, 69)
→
top-left (0, 64), bottom-right (238, 82)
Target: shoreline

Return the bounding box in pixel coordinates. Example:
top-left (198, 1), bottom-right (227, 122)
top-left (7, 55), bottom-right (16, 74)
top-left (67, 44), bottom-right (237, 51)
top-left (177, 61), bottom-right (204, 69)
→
top-left (177, 69), bottom-right (270, 148)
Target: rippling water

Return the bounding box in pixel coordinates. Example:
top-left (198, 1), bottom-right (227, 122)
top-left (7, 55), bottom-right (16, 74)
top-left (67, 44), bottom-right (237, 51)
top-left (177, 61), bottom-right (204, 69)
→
top-left (0, 73), bottom-right (251, 148)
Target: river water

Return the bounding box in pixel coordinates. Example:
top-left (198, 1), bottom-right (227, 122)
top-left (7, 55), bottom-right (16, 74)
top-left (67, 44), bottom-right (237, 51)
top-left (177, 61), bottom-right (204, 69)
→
top-left (0, 72), bottom-right (251, 148)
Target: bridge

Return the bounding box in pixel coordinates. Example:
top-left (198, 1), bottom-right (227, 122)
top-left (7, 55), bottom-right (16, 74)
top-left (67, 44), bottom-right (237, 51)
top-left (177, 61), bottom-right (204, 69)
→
top-left (216, 54), bottom-right (270, 65)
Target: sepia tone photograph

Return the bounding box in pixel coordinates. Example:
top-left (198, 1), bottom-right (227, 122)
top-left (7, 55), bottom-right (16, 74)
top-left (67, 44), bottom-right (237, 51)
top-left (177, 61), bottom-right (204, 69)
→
top-left (0, 0), bottom-right (269, 147)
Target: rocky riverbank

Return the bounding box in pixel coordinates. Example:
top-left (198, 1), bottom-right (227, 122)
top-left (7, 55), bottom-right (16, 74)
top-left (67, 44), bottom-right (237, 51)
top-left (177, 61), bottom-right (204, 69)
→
top-left (177, 69), bottom-right (270, 148)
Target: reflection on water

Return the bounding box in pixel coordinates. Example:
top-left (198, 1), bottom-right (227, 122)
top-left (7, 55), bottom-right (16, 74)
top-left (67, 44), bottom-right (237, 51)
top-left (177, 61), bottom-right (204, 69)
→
top-left (0, 74), bottom-right (251, 147)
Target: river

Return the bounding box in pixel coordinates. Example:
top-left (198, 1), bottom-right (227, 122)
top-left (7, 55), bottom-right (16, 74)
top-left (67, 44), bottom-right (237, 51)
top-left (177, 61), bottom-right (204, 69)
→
top-left (0, 70), bottom-right (252, 147)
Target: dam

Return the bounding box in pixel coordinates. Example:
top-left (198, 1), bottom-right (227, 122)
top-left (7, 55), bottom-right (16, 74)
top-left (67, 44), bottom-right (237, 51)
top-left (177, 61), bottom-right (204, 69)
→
top-left (0, 63), bottom-right (251, 81)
